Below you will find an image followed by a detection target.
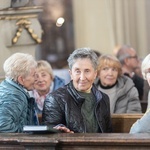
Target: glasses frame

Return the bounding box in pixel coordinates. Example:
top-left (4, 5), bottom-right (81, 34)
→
top-left (127, 55), bottom-right (138, 59)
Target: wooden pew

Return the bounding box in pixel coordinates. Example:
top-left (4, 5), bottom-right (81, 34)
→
top-left (111, 114), bottom-right (143, 133)
top-left (39, 114), bottom-right (143, 133)
top-left (10, 114), bottom-right (147, 149)
top-left (0, 133), bottom-right (150, 149)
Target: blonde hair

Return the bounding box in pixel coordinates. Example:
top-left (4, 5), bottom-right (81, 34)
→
top-left (36, 60), bottom-right (54, 80)
top-left (98, 54), bottom-right (122, 77)
top-left (3, 53), bottom-right (37, 81)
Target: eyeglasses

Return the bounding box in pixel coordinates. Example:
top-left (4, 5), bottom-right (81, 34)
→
top-left (127, 55), bottom-right (138, 59)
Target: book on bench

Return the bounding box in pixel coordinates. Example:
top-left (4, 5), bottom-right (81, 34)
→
top-left (23, 125), bottom-right (61, 133)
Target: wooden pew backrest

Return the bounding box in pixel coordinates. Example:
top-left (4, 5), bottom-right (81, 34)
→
top-left (111, 114), bottom-right (143, 133)
top-left (38, 113), bottom-right (143, 133)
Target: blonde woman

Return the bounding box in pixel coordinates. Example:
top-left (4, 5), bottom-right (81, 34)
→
top-left (30, 60), bottom-right (65, 115)
top-left (95, 54), bottom-right (142, 114)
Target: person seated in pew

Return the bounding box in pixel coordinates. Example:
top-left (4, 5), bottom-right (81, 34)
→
top-left (42, 48), bottom-right (112, 133)
top-left (116, 45), bottom-right (145, 100)
top-left (130, 53), bottom-right (150, 133)
top-left (29, 60), bottom-right (65, 116)
top-left (0, 53), bottom-right (38, 132)
top-left (95, 54), bottom-right (142, 114)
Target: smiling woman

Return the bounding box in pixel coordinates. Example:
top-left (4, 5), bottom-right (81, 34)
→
top-left (29, 60), bottom-right (65, 116)
top-left (42, 48), bottom-right (112, 133)
top-left (95, 54), bottom-right (142, 114)
top-left (68, 58), bottom-right (97, 92)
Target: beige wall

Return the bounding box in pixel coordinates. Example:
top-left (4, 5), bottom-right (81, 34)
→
top-left (72, 0), bottom-right (149, 58)
top-left (73, 0), bottom-right (114, 54)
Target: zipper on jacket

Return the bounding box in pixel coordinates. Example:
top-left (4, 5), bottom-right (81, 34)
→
top-left (95, 102), bottom-right (104, 133)
top-left (78, 103), bottom-right (86, 133)
top-left (81, 110), bottom-right (87, 133)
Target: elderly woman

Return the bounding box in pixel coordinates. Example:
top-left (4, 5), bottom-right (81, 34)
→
top-left (30, 60), bottom-right (65, 115)
top-left (95, 54), bottom-right (142, 114)
top-left (130, 54), bottom-right (150, 133)
top-left (0, 53), bottom-right (38, 132)
top-left (42, 48), bottom-right (112, 133)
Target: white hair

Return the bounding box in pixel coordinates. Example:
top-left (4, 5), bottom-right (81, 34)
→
top-left (3, 53), bottom-right (37, 81)
top-left (141, 54), bottom-right (150, 80)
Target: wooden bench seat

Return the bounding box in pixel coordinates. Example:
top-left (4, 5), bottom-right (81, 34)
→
top-left (111, 113), bottom-right (143, 133)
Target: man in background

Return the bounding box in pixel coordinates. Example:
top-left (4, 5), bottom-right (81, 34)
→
top-left (116, 45), bottom-right (144, 100)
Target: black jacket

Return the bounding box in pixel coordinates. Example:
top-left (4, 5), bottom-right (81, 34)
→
top-left (42, 81), bottom-right (112, 133)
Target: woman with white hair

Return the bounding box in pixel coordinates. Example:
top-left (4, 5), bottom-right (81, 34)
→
top-left (130, 53), bottom-right (150, 133)
top-left (0, 53), bottom-right (38, 132)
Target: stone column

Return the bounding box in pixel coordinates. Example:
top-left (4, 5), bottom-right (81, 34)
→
top-left (0, 6), bottom-right (43, 80)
